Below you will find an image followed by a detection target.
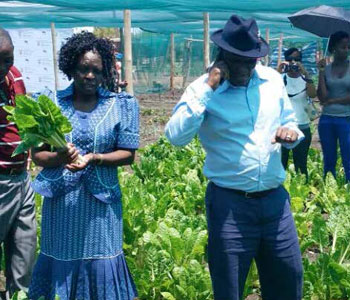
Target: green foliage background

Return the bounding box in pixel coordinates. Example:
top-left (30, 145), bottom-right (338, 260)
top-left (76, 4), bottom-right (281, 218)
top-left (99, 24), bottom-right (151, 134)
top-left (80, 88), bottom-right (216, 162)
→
top-left (10, 137), bottom-right (350, 300)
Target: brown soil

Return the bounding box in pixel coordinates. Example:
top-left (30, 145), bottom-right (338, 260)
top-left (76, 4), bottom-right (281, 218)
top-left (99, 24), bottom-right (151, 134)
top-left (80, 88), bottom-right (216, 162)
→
top-left (137, 89), bottom-right (183, 148)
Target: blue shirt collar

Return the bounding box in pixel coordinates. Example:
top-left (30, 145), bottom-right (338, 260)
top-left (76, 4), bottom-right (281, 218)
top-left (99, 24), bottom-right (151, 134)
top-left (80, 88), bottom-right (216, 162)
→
top-left (56, 83), bottom-right (116, 100)
top-left (217, 66), bottom-right (269, 93)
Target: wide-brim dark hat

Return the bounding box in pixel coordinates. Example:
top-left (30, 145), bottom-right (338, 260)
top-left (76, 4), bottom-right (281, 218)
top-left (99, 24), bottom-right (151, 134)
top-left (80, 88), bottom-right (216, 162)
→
top-left (211, 14), bottom-right (269, 58)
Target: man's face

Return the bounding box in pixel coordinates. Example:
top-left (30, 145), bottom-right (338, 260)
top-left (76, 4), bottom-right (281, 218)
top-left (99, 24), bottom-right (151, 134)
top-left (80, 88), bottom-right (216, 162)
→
top-left (0, 40), bottom-right (14, 80)
top-left (222, 50), bottom-right (257, 86)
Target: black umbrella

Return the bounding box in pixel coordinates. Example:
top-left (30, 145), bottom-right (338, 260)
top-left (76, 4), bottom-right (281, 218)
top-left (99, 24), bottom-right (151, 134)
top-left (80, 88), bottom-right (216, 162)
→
top-left (288, 5), bottom-right (350, 38)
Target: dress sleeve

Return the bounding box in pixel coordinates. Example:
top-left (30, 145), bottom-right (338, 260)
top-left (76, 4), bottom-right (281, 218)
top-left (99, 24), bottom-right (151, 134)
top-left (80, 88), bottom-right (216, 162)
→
top-left (31, 88), bottom-right (55, 102)
top-left (116, 92), bottom-right (140, 149)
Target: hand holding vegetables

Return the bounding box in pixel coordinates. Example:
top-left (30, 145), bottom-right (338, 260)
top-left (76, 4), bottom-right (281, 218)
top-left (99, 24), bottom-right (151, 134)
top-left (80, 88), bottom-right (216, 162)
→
top-left (57, 143), bottom-right (81, 165)
top-left (4, 94), bottom-right (85, 165)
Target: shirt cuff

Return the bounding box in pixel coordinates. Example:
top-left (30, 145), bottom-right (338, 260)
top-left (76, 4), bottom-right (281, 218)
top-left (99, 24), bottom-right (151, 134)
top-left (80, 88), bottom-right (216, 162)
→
top-left (186, 83), bottom-right (213, 115)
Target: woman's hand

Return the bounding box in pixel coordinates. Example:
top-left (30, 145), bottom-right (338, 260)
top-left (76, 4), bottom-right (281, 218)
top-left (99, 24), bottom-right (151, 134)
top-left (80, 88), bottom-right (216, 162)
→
top-left (57, 143), bottom-right (80, 165)
top-left (65, 153), bottom-right (94, 172)
top-left (317, 58), bottom-right (327, 72)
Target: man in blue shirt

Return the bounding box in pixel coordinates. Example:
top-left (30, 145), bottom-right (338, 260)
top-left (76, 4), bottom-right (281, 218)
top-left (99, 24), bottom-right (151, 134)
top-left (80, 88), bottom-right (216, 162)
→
top-left (165, 15), bottom-right (304, 300)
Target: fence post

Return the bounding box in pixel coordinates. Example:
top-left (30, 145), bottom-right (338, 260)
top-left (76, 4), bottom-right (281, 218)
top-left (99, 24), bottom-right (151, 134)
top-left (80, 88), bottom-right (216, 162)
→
top-left (203, 12), bottom-right (210, 70)
top-left (123, 10), bottom-right (133, 95)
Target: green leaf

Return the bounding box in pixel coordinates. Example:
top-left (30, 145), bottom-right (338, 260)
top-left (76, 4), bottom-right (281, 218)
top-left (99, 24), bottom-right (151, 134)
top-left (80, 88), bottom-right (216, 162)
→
top-left (11, 142), bottom-right (29, 156)
top-left (311, 214), bottom-right (329, 252)
top-left (329, 261), bottom-right (348, 284)
top-left (161, 292), bottom-right (176, 300)
top-left (290, 196), bottom-right (304, 213)
top-left (7, 94), bottom-right (72, 150)
top-left (14, 114), bottom-right (38, 128)
top-left (3, 105), bottom-right (15, 114)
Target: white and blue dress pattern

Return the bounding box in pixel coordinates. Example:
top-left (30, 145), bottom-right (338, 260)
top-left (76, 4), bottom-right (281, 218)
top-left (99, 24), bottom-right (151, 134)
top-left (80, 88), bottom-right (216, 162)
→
top-left (28, 85), bottom-right (139, 300)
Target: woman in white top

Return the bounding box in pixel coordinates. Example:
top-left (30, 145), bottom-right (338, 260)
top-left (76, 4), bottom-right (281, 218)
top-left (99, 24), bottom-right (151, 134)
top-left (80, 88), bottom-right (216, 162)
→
top-left (277, 48), bottom-right (317, 179)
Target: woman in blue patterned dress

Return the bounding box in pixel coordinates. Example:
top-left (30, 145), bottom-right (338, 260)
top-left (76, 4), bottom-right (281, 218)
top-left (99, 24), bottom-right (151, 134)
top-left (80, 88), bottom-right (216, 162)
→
top-left (28, 32), bottom-right (139, 300)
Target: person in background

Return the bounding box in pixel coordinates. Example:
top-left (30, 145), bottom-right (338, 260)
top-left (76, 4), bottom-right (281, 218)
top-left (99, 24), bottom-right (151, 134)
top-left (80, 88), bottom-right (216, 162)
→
top-left (165, 14), bottom-right (304, 300)
top-left (28, 32), bottom-right (139, 300)
top-left (317, 31), bottom-right (350, 182)
top-left (0, 28), bottom-right (36, 300)
top-left (277, 47), bottom-right (317, 178)
top-left (115, 52), bottom-right (128, 92)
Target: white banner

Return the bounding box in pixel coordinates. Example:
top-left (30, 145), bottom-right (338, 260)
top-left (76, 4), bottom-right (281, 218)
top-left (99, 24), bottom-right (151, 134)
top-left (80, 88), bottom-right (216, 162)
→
top-left (8, 28), bottom-right (73, 93)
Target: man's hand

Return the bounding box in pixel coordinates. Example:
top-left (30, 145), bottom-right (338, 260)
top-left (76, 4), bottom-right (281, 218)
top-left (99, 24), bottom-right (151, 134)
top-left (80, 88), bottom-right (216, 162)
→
top-left (207, 61), bottom-right (230, 90)
top-left (272, 127), bottom-right (298, 144)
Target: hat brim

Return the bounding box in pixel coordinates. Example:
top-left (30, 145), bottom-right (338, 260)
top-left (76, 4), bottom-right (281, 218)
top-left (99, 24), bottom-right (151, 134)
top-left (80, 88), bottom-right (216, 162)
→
top-left (210, 29), bottom-right (269, 58)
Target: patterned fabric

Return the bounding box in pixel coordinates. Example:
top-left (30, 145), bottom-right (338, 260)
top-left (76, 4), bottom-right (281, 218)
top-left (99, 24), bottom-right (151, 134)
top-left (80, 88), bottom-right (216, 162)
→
top-left (28, 85), bottom-right (139, 300)
top-left (40, 182), bottom-right (123, 260)
top-left (0, 66), bottom-right (27, 171)
top-left (32, 85), bottom-right (139, 203)
top-left (29, 252), bottom-right (137, 300)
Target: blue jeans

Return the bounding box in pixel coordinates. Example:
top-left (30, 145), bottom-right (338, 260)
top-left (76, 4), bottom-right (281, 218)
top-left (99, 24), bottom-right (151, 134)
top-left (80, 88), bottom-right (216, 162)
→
top-left (318, 115), bottom-right (350, 182)
top-left (205, 183), bottom-right (303, 300)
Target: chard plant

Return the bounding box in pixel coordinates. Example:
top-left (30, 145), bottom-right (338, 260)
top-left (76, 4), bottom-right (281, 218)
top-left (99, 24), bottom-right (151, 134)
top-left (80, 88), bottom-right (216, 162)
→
top-left (4, 94), bottom-right (84, 163)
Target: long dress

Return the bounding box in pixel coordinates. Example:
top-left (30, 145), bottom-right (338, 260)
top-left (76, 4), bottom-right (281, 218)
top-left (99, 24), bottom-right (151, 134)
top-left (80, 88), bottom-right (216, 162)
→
top-left (28, 86), bottom-right (139, 300)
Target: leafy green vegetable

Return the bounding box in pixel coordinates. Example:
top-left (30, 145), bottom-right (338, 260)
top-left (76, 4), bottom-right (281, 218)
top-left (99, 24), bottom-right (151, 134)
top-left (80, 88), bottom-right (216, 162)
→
top-left (4, 94), bottom-right (74, 157)
top-left (18, 137), bottom-right (350, 300)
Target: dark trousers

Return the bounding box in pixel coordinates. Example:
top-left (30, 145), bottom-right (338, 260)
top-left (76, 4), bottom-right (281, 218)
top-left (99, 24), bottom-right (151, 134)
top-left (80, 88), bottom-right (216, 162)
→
top-left (205, 182), bottom-right (303, 300)
top-left (0, 173), bottom-right (36, 297)
top-left (318, 115), bottom-right (350, 182)
top-left (282, 127), bottom-right (312, 178)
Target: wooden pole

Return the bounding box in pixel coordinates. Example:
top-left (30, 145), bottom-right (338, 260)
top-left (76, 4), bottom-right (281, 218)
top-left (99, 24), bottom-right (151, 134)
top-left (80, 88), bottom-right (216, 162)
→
top-left (120, 27), bottom-right (125, 82)
top-left (123, 10), bottom-right (133, 95)
top-left (203, 12), bottom-right (210, 70)
top-left (277, 33), bottom-right (284, 67)
top-left (50, 22), bottom-right (59, 91)
top-left (264, 28), bottom-right (270, 66)
top-left (170, 33), bottom-right (175, 90)
top-left (182, 38), bottom-right (192, 88)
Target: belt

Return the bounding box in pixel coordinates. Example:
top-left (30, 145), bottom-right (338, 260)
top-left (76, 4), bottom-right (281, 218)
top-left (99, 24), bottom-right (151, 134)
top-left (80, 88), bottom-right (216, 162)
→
top-left (231, 187), bottom-right (277, 199)
top-left (0, 168), bottom-right (25, 176)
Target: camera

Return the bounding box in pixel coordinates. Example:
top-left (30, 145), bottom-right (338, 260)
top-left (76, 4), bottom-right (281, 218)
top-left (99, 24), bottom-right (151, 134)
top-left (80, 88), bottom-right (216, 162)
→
top-left (283, 63), bottom-right (300, 73)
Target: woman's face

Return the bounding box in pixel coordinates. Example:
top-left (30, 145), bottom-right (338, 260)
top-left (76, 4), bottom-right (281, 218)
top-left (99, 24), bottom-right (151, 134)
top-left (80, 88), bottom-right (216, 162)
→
top-left (333, 37), bottom-right (350, 61)
top-left (72, 50), bottom-right (104, 96)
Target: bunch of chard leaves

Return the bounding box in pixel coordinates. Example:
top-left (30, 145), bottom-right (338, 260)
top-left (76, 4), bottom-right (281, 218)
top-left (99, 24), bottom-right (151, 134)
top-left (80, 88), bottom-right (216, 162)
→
top-left (4, 94), bottom-right (72, 156)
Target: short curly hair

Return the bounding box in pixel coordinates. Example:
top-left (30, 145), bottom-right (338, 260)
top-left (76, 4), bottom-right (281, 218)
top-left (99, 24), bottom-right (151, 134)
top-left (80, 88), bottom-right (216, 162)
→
top-left (328, 31), bottom-right (349, 54)
top-left (58, 31), bottom-right (117, 92)
top-left (284, 47), bottom-right (302, 60)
